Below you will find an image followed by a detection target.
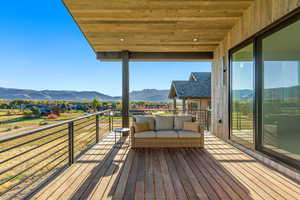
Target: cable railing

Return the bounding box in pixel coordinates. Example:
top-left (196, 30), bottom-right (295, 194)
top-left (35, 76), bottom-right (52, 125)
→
top-left (0, 110), bottom-right (112, 200)
top-left (0, 107), bottom-right (211, 199)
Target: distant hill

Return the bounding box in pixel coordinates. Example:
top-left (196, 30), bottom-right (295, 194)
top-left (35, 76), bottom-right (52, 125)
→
top-left (0, 87), bottom-right (170, 102)
top-left (130, 89), bottom-right (170, 102)
top-left (232, 85), bottom-right (300, 101)
top-left (0, 87), bottom-right (119, 101)
top-left (232, 89), bottom-right (254, 101)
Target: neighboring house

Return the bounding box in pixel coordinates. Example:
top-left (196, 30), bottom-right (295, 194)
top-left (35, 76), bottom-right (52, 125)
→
top-left (24, 104), bottom-right (52, 116)
top-left (169, 72), bottom-right (211, 112)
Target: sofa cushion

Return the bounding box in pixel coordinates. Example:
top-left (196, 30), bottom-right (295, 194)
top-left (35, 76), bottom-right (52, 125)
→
top-left (183, 122), bottom-right (201, 132)
top-left (178, 130), bottom-right (201, 138)
top-left (155, 115), bottom-right (174, 130)
top-left (156, 130), bottom-right (178, 138)
top-left (134, 131), bottom-right (156, 138)
top-left (134, 122), bottom-right (150, 133)
top-left (134, 116), bottom-right (155, 130)
top-left (174, 115), bottom-right (193, 130)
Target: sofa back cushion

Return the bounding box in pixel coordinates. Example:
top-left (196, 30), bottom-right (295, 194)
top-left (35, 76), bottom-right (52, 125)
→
top-left (174, 115), bottom-right (193, 130)
top-left (155, 115), bottom-right (174, 130)
top-left (134, 122), bottom-right (150, 133)
top-left (134, 116), bottom-right (155, 130)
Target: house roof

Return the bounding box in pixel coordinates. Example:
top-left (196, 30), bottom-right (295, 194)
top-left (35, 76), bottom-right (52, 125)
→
top-left (169, 72), bottom-right (211, 99)
top-left (189, 72), bottom-right (211, 82)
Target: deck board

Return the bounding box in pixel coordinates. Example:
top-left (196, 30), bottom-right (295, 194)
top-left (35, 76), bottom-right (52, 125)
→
top-left (31, 133), bottom-right (300, 200)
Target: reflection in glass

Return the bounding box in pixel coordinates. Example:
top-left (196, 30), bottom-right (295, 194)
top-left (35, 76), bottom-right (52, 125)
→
top-left (231, 43), bottom-right (254, 148)
top-left (262, 20), bottom-right (300, 162)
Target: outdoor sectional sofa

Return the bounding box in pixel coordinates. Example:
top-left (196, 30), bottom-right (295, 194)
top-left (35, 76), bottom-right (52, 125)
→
top-left (130, 115), bottom-right (204, 148)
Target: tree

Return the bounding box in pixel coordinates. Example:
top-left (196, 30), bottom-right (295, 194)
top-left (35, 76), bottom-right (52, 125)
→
top-left (31, 106), bottom-right (41, 117)
top-left (111, 103), bottom-right (117, 109)
top-left (92, 98), bottom-right (101, 111)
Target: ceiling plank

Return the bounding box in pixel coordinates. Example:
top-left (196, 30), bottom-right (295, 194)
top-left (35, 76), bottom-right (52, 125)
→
top-left (62, 0), bottom-right (255, 52)
top-left (65, 0), bottom-right (253, 10)
top-left (72, 10), bottom-right (243, 22)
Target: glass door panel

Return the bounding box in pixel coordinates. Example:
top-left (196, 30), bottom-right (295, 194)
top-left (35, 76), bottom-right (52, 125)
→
top-left (261, 20), bottom-right (300, 162)
top-left (231, 43), bottom-right (255, 148)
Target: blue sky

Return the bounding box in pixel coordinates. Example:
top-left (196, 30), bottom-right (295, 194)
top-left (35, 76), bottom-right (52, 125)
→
top-left (0, 0), bottom-right (211, 96)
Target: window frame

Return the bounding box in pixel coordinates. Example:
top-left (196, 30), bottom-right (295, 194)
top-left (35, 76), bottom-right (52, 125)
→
top-left (228, 8), bottom-right (300, 169)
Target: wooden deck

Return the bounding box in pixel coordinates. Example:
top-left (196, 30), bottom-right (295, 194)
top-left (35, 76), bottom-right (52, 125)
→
top-left (31, 133), bottom-right (300, 200)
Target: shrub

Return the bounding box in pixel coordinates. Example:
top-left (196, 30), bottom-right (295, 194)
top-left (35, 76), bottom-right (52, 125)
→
top-left (31, 106), bottom-right (41, 117)
top-left (23, 109), bottom-right (33, 118)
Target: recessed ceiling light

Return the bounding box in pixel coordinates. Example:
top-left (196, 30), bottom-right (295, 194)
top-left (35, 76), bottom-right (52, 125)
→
top-left (193, 38), bottom-right (198, 42)
top-left (120, 38), bottom-right (125, 42)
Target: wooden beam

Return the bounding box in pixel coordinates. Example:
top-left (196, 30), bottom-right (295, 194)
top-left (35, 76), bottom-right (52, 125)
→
top-left (97, 52), bottom-right (213, 61)
top-left (122, 51), bottom-right (130, 128)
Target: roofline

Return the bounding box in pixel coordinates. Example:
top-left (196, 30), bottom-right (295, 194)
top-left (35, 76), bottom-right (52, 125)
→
top-left (61, 0), bottom-right (96, 53)
top-left (190, 72), bottom-right (211, 81)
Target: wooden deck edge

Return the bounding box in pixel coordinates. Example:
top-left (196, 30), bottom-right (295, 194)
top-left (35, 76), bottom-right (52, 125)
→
top-left (225, 139), bottom-right (300, 184)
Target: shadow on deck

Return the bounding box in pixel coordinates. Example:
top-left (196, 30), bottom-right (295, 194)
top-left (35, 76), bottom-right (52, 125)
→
top-left (29, 133), bottom-right (300, 200)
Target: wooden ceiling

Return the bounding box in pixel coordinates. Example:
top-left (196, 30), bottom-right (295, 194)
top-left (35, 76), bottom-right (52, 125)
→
top-left (63, 0), bottom-right (255, 52)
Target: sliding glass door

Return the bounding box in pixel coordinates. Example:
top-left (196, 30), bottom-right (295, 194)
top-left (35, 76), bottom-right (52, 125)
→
top-left (261, 20), bottom-right (300, 163)
top-left (229, 13), bottom-right (300, 167)
top-left (230, 43), bottom-right (255, 148)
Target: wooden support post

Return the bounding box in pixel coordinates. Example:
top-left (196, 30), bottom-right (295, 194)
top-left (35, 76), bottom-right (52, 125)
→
top-left (173, 98), bottom-right (177, 114)
top-left (122, 51), bottom-right (130, 128)
top-left (182, 99), bottom-right (186, 114)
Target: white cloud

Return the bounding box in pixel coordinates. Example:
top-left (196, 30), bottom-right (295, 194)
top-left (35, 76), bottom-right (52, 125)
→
top-left (0, 80), bottom-right (16, 84)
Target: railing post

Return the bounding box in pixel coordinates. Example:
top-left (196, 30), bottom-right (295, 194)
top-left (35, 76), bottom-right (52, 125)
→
top-left (109, 112), bottom-right (112, 132)
top-left (96, 115), bottom-right (100, 143)
top-left (68, 122), bottom-right (74, 166)
top-left (111, 113), bottom-right (114, 130)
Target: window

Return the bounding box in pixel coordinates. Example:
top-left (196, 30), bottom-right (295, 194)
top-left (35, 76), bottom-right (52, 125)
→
top-left (260, 20), bottom-right (300, 163)
top-left (230, 43), bottom-right (255, 148)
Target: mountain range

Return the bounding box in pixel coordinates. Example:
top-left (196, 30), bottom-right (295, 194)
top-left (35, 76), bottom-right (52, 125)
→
top-left (0, 87), bottom-right (170, 102)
